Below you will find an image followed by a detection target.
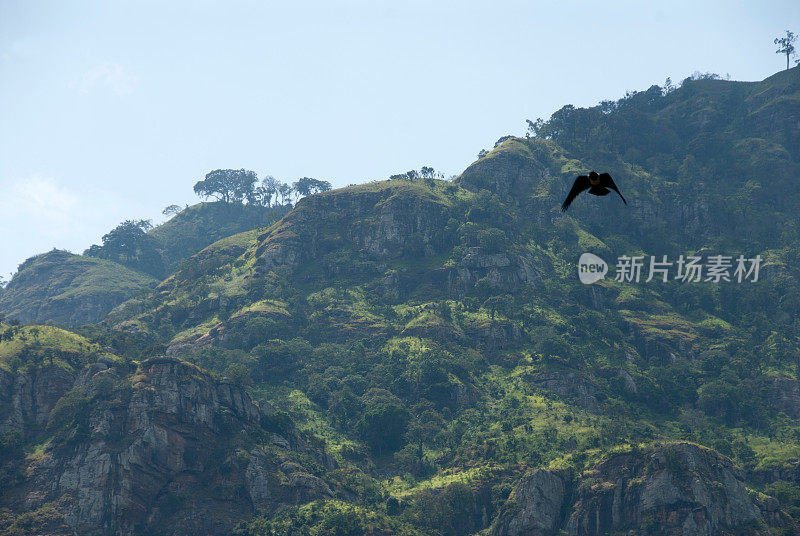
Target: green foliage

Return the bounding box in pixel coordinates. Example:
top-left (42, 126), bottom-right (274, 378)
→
top-left (294, 177), bottom-right (332, 196)
top-left (402, 482), bottom-right (479, 536)
top-left (764, 480), bottom-right (800, 518)
top-left (85, 219), bottom-right (163, 276)
top-left (3, 501), bottom-right (68, 535)
top-left (774, 30), bottom-right (797, 70)
top-left (0, 430), bottom-right (23, 460)
top-left (357, 389), bottom-right (410, 456)
top-left (0, 323), bottom-right (119, 371)
top-left (235, 500), bottom-right (423, 536)
top-left (46, 388), bottom-right (90, 437)
top-left (194, 169), bottom-right (258, 204)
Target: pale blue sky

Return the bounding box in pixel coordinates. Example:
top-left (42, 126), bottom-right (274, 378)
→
top-left (1, 0), bottom-right (798, 280)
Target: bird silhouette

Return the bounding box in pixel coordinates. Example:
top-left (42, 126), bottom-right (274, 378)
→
top-left (561, 171), bottom-right (627, 211)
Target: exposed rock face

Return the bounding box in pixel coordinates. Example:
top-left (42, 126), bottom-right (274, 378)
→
top-left (0, 357), bottom-right (331, 536)
top-left (253, 184), bottom-right (454, 278)
top-left (528, 371), bottom-right (600, 413)
top-left (564, 443), bottom-right (766, 536)
top-left (452, 247), bottom-right (542, 294)
top-left (456, 140), bottom-right (554, 206)
top-left (0, 365), bottom-right (75, 437)
top-left (491, 469), bottom-right (570, 536)
top-left (766, 377), bottom-right (800, 419)
top-left (492, 443), bottom-right (793, 536)
top-left (464, 320), bottom-right (522, 351)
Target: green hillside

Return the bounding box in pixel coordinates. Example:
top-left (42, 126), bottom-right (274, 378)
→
top-left (148, 201), bottom-right (291, 277)
top-left (0, 202), bottom-right (289, 327)
top-left (0, 250), bottom-right (157, 326)
top-left (3, 69), bottom-right (800, 535)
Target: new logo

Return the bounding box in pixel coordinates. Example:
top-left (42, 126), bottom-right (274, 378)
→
top-left (578, 253), bottom-right (608, 284)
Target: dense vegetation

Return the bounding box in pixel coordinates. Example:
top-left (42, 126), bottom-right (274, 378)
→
top-left (2, 67), bottom-right (800, 534)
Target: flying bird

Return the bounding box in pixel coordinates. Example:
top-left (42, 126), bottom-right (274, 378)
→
top-left (561, 171), bottom-right (627, 211)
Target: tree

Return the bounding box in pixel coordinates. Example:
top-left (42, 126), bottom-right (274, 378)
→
top-left (477, 227), bottom-right (509, 253)
top-left (260, 175), bottom-right (279, 206)
top-left (775, 30), bottom-right (797, 71)
top-left (293, 177), bottom-right (314, 197)
top-left (86, 220), bottom-right (153, 262)
top-left (420, 166), bottom-right (436, 178)
top-left (306, 178), bottom-right (332, 193)
top-left (357, 389), bottom-right (410, 456)
top-left (483, 294), bottom-right (512, 321)
top-left (526, 118), bottom-right (544, 138)
top-left (277, 182), bottom-right (292, 205)
top-left (193, 169), bottom-right (258, 203)
top-left (162, 204), bottom-right (181, 217)
top-left (251, 186), bottom-right (266, 206)
top-left (85, 219), bottom-right (163, 275)
top-left (406, 409), bottom-right (444, 459)
top-left (293, 177), bottom-right (332, 198)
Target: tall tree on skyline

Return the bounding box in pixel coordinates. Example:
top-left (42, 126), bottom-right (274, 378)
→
top-left (775, 30), bottom-right (797, 71)
top-left (278, 183), bottom-right (292, 205)
top-left (193, 169), bottom-right (258, 203)
top-left (293, 177), bottom-right (332, 197)
top-left (261, 176), bottom-right (279, 206)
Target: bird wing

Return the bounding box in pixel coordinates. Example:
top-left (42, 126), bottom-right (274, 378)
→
top-left (599, 173), bottom-right (627, 205)
top-left (561, 175), bottom-right (591, 211)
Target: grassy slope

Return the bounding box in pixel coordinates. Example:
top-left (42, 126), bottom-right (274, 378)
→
top-left (0, 202), bottom-right (289, 327)
top-left (0, 250), bottom-right (156, 326)
top-left (0, 322), bottom-right (121, 371)
top-left (149, 201), bottom-right (290, 274)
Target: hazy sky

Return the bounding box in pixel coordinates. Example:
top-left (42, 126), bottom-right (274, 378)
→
top-left (1, 0), bottom-right (798, 279)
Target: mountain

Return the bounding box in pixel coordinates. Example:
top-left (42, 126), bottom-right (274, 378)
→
top-left (3, 68), bottom-right (800, 535)
top-left (0, 250), bottom-right (157, 326)
top-left (0, 202), bottom-right (289, 327)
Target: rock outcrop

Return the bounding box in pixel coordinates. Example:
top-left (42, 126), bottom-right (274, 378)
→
top-left (528, 371), bottom-right (600, 413)
top-left (491, 469), bottom-right (570, 536)
top-left (766, 377), bottom-right (800, 419)
top-left (0, 365), bottom-right (75, 437)
top-left (452, 247), bottom-right (542, 295)
top-left (492, 443), bottom-right (796, 536)
top-left (0, 357), bottom-right (332, 536)
top-left (564, 443), bottom-right (765, 535)
top-left (252, 182), bottom-right (455, 278)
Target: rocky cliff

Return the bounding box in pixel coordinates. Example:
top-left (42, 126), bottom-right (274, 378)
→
top-left (492, 443), bottom-right (797, 536)
top-left (0, 357), bottom-right (332, 536)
